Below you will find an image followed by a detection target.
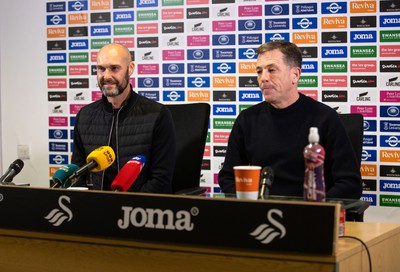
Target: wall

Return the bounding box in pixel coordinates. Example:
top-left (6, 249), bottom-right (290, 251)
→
top-left (0, 0), bottom-right (49, 187)
top-left (1, 0), bottom-right (400, 223)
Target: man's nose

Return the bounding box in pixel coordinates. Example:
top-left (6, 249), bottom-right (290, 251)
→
top-left (259, 70), bottom-right (269, 82)
top-left (103, 68), bottom-right (112, 79)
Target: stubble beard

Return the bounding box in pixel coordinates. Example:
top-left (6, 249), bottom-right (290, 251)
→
top-left (99, 70), bottom-right (130, 97)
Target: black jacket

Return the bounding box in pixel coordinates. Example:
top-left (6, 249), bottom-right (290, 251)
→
top-left (72, 88), bottom-right (176, 193)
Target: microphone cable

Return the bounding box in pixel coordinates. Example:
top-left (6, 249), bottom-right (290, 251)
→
top-left (339, 235), bottom-right (371, 272)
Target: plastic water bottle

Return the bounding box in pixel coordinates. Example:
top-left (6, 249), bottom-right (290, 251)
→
top-left (303, 127), bottom-right (326, 202)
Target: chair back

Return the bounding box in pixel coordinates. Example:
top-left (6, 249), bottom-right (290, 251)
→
top-left (166, 103), bottom-right (210, 193)
top-left (338, 113), bottom-right (364, 168)
top-left (338, 113), bottom-right (365, 222)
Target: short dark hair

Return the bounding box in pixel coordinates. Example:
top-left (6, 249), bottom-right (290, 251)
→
top-left (256, 41), bottom-right (302, 68)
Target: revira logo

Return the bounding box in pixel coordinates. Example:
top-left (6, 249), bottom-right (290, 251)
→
top-left (117, 206), bottom-right (198, 231)
top-left (44, 196), bottom-right (73, 226)
top-left (250, 209), bottom-right (286, 244)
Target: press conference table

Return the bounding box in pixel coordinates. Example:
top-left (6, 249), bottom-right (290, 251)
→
top-left (0, 221), bottom-right (399, 272)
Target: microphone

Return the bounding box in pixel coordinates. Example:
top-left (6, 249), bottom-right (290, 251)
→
top-left (0, 159), bottom-right (24, 183)
top-left (259, 166), bottom-right (274, 200)
top-left (51, 164), bottom-right (80, 188)
top-left (111, 155), bottom-right (146, 192)
top-left (63, 146), bottom-right (116, 188)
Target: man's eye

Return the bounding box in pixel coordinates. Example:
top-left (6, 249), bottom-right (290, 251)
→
top-left (97, 67), bottom-right (105, 72)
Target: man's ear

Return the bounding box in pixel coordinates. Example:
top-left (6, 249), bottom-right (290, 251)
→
top-left (292, 67), bottom-right (301, 84)
top-left (129, 61), bottom-right (135, 76)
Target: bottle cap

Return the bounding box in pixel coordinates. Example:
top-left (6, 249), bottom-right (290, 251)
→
top-left (308, 127), bottom-right (319, 143)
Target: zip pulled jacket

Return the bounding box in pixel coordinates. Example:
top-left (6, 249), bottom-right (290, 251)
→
top-left (71, 88), bottom-right (176, 193)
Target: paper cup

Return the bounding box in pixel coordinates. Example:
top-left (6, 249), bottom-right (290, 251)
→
top-left (234, 166), bottom-right (261, 200)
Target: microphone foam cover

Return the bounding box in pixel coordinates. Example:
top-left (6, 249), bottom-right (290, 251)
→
top-left (11, 159), bottom-right (24, 174)
top-left (111, 155), bottom-right (146, 192)
top-left (86, 146), bottom-right (115, 172)
top-left (53, 164), bottom-right (79, 185)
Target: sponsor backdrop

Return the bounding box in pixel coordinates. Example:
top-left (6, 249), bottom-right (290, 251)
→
top-left (46, 0), bottom-right (400, 220)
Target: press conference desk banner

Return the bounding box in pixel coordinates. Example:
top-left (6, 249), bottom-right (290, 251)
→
top-left (0, 186), bottom-right (339, 255)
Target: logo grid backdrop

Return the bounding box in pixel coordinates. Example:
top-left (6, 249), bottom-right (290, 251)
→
top-left (46, 0), bottom-right (400, 212)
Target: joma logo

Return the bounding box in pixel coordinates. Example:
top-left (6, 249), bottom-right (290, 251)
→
top-left (117, 206), bottom-right (197, 231)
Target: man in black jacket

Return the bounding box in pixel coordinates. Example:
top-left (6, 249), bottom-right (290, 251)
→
top-left (72, 43), bottom-right (176, 193)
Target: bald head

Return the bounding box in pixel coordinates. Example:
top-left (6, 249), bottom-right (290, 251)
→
top-left (97, 43), bottom-right (132, 67)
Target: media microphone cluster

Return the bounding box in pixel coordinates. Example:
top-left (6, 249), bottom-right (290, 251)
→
top-left (50, 145), bottom-right (145, 192)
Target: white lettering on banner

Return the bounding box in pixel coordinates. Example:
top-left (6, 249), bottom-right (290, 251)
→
top-left (139, 0), bottom-right (155, 4)
top-left (50, 55), bottom-right (65, 61)
top-left (116, 14), bottom-right (132, 20)
top-left (383, 183), bottom-right (400, 189)
top-left (325, 49), bottom-right (344, 56)
top-left (242, 93), bottom-right (260, 99)
top-left (117, 206), bottom-right (197, 231)
top-left (353, 34), bottom-right (374, 40)
top-left (71, 42), bottom-right (86, 48)
top-left (216, 107), bottom-right (233, 113)
top-left (361, 196), bottom-right (374, 202)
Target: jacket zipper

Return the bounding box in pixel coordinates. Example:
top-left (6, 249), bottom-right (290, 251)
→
top-left (100, 106), bottom-right (123, 190)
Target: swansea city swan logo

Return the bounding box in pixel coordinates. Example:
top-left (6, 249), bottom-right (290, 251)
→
top-left (250, 209), bottom-right (286, 244)
top-left (44, 195), bottom-right (73, 226)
